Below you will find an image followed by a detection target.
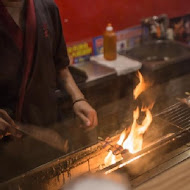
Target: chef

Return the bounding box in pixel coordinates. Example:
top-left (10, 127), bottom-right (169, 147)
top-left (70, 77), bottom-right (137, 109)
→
top-left (0, 0), bottom-right (98, 139)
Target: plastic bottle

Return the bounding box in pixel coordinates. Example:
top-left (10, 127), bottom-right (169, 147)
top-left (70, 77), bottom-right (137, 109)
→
top-left (103, 23), bottom-right (117, 60)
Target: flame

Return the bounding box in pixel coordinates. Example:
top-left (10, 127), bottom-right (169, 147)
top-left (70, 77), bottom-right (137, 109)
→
top-left (123, 107), bottom-right (140, 153)
top-left (104, 151), bottom-right (116, 166)
top-left (122, 71), bottom-right (153, 153)
top-left (139, 108), bottom-right (153, 134)
top-left (111, 154), bottom-right (116, 164)
top-left (133, 71), bottom-right (149, 100)
top-left (104, 71), bottom-right (154, 166)
top-left (123, 106), bottom-right (153, 153)
top-left (141, 102), bottom-right (155, 111)
top-left (104, 129), bottom-right (127, 166)
top-left (117, 129), bottom-right (126, 146)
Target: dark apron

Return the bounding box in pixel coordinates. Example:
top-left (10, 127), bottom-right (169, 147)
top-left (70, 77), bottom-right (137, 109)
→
top-left (0, 0), bottom-right (69, 126)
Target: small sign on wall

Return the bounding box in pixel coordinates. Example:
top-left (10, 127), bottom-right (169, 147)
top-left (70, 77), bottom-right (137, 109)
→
top-left (92, 36), bottom-right (104, 55)
top-left (67, 40), bottom-right (93, 64)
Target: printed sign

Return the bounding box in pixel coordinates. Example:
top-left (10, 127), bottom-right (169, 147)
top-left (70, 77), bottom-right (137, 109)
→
top-left (92, 36), bottom-right (104, 55)
top-left (67, 40), bottom-right (93, 64)
top-left (116, 26), bottom-right (142, 51)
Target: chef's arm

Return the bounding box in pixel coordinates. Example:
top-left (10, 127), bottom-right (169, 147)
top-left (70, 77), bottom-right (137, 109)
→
top-left (59, 67), bottom-right (98, 129)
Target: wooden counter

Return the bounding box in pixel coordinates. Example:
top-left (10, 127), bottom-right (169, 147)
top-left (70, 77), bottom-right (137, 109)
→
top-left (135, 158), bottom-right (190, 190)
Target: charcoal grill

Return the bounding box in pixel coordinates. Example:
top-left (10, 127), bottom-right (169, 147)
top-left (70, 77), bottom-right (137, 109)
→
top-left (0, 99), bottom-right (190, 190)
top-left (104, 101), bottom-right (190, 187)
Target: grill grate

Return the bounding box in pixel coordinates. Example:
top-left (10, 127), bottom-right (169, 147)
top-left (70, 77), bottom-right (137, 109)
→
top-left (157, 102), bottom-right (190, 129)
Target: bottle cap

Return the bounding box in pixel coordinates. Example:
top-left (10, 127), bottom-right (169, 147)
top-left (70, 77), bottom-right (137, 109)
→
top-left (106, 23), bottom-right (113, 31)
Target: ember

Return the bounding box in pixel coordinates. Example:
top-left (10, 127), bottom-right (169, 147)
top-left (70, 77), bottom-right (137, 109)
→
top-left (104, 71), bottom-right (154, 165)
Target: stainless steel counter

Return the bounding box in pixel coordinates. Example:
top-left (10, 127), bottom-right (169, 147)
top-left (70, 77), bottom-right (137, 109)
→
top-left (70, 60), bottom-right (116, 82)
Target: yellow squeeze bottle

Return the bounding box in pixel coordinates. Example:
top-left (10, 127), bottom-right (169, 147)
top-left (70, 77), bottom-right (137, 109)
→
top-left (103, 23), bottom-right (117, 61)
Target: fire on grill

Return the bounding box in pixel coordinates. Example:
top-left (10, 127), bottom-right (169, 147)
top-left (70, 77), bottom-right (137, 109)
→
top-left (103, 71), bottom-right (154, 168)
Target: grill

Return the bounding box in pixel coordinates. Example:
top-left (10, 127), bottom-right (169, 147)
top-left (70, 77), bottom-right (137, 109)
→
top-left (103, 100), bottom-right (190, 187)
top-left (157, 102), bottom-right (190, 129)
top-left (1, 100), bottom-right (190, 190)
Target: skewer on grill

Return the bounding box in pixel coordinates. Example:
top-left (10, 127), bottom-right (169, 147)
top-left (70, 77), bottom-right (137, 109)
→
top-left (111, 144), bottom-right (128, 155)
top-left (98, 137), bottom-right (114, 148)
top-left (98, 137), bottom-right (128, 155)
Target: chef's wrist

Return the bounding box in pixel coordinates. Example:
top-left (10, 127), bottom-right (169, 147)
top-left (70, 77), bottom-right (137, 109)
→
top-left (72, 94), bottom-right (85, 103)
top-left (72, 98), bottom-right (87, 107)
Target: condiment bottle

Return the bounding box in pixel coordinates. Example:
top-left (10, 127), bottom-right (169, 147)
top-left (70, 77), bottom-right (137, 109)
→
top-left (103, 23), bottom-right (117, 60)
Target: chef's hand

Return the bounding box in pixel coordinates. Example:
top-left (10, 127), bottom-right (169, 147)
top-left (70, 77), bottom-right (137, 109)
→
top-left (73, 101), bottom-right (98, 130)
top-left (0, 109), bottom-right (22, 139)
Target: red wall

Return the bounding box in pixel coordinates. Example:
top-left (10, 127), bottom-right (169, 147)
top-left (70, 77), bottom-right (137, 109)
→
top-left (55, 0), bottom-right (190, 43)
